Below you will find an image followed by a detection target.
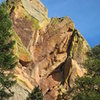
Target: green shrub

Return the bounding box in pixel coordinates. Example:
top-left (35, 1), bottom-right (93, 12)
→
top-left (0, 2), bottom-right (17, 99)
top-left (27, 86), bottom-right (43, 100)
top-left (67, 44), bottom-right (100, 100)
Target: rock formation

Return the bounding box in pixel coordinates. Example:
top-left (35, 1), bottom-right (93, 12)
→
top-left (22, 0), bottom-right (48, 22)
top-left (6, 0), bottom-right (90, 100)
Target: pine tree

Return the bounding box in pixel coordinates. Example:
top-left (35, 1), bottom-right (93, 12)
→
top-left (27, 86), bottom-right (43, 100)
top-left (0, 2), bottom-right (17, 99)
top-left (67, 45), bottom-right (100, 100)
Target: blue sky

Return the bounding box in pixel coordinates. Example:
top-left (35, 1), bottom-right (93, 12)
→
top-left (0, 0), bottom-right (100, 47)
top-left (0, 0), bottom-right (4, 3)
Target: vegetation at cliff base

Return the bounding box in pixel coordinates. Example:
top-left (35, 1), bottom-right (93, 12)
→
top-left (27, 86), bottom-right (43, 100)
top-left (67, 44), bottom-right (100, 100)
top-left (0, 2), bottom-right (17, 99)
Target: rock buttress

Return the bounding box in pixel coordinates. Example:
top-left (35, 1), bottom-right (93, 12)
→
top-left (6, 0), bottom-right (90, 99)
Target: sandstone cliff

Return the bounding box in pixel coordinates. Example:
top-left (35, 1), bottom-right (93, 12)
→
top-left (6, 0), bottom-right (90, 100)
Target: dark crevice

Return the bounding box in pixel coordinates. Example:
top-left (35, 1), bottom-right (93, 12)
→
top-left (47, 62), bottom-right (64, 78)
top-left (9, 6), bottom-right (15, 15)
top-left (19, 60), bottom-right (31, 67)
top-left (67, 29), bottom-right (78, 57)
top-left (45, 88), bottom-right (51, 95)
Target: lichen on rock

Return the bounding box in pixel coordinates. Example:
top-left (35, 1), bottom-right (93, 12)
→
top-left (11, 30), bottom-right (31, 65)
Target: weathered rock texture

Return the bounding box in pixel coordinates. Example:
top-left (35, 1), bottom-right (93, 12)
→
top-left (22, 0), bottom-right (48, 22)
top-left (9, 83), bottom-right (30, 100)
top-left (6, 0), bottom-right (90, 100)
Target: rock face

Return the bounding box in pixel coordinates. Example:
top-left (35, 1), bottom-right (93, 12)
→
top-left (9, 84), bottom-right (30, 100)
top-left (22, 0), bottom-right (48, 22)
top-left (6, 0), bottom-right (90, 100)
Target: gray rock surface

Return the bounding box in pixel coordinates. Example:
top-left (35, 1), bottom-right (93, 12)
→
top-left (9, 84), bottom-right (30, 100)
top-left (22, 0), bottom-right (48, 22)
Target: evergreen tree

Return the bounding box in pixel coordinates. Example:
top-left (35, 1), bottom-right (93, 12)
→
top-left (27, 86), bottom-right (43, 100)
top-left (67, 45), bottom-right (100, 100)
top-left (0, 2), bottom-right (17, 99)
